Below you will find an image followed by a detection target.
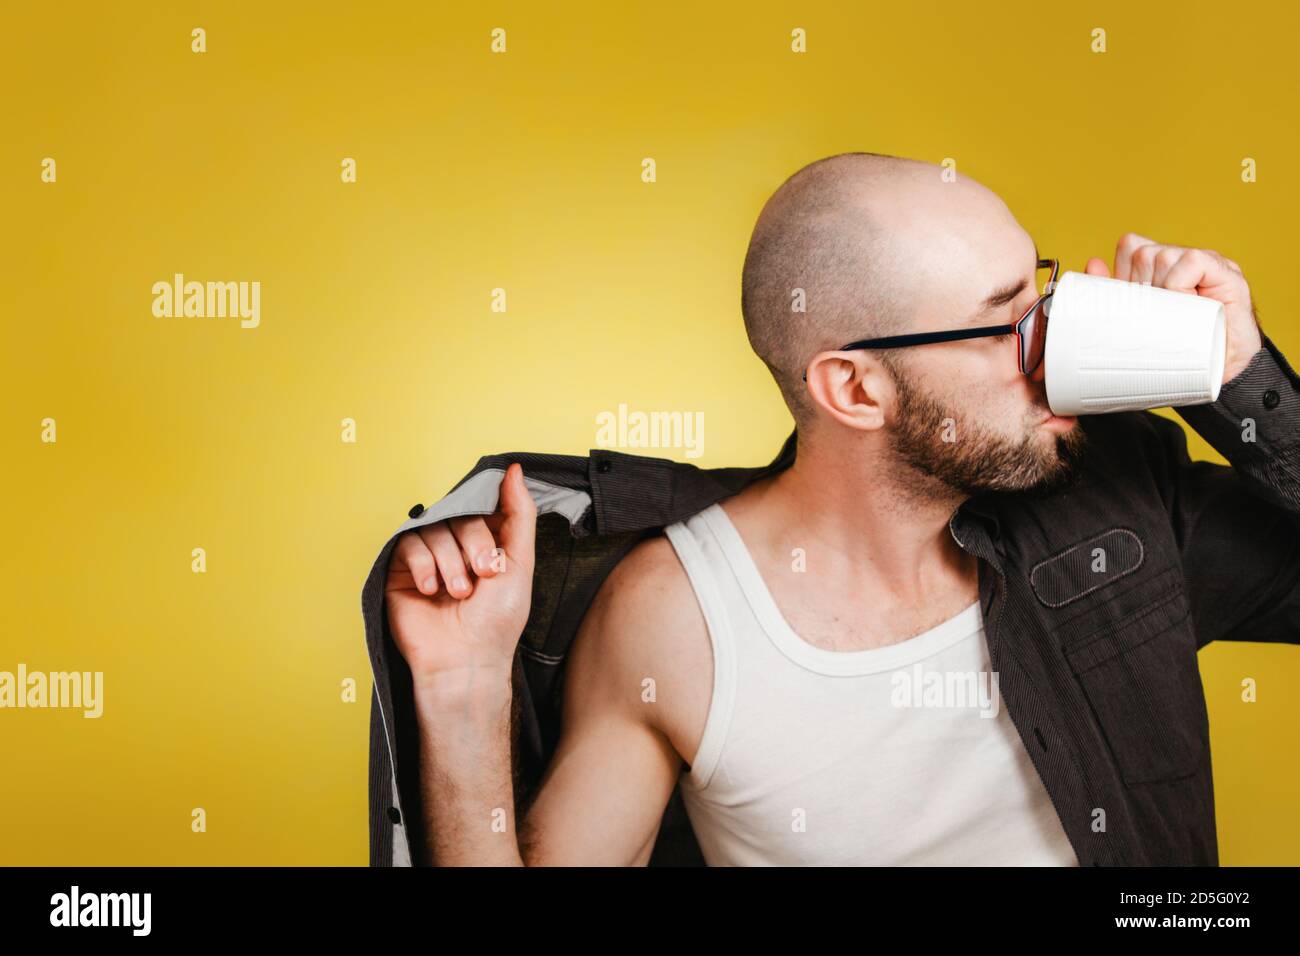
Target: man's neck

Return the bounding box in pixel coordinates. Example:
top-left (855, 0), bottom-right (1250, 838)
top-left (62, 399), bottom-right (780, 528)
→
top-left (725, 431), bottom-right (978, 608)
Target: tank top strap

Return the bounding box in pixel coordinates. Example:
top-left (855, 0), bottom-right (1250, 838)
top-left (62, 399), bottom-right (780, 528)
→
top-left (661, 511), bottom-right (738, 788)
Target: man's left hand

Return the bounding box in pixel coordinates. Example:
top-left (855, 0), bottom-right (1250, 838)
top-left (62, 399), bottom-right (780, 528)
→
top-left (1084, 233), bottom-right (1262, 385)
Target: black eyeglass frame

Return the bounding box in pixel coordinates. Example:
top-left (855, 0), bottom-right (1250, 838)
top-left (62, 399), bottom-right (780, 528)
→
top-left (802, 257), bottom-right (1060, 381)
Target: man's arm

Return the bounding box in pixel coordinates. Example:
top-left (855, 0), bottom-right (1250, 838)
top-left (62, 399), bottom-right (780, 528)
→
top-left (1147, 333), bottom-right (1300, 648)
top-left (410, 527), bottom-right (706, 865)
top-left (415, 664), bottom-right (521, 865)
top-left (513, 536), bottom-right (707, 865)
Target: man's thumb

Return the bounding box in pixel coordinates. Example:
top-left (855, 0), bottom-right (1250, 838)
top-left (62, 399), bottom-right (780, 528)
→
top-left (498, 463), bottom-right (537, 560)
top-left (1084, 256), bottom-right (1111, 278)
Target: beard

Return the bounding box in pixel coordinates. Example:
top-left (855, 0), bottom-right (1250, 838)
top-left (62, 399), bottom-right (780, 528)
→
top-left (885, 363), bottom-right (1089, 498)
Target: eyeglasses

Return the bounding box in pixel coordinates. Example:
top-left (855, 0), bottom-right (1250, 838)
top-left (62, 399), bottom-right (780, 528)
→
top-left (803, 258), bottom-right (1060, 381)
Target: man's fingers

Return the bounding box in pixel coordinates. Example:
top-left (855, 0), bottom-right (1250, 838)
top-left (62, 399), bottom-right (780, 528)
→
top-left (447, 515), bottom-right (503, 578)
top-left (419, 522), bottom-right (474, 599)
top-left (1163, 248), bottom-right (1237, 297)
top-left (1114, 232), bottom-right (1156, 283)
top-left (389, 531), bottom-right (439, 596)
top-left (1126, 238), bottom-right (1167, 286)
top-left (1151, 245), bottom-right (1190, 289)
top-left (387, 465), bottom-right (535, 602)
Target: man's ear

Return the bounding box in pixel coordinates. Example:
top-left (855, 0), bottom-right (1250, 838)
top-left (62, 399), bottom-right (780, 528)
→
top-left (804, 352), bottom-right (891, 431)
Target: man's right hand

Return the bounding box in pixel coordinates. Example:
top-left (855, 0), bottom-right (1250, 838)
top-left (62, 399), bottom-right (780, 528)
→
top-left (384, 463), bottom-right (537, 694)
top-left (383, 462), bottom-right (696, 866)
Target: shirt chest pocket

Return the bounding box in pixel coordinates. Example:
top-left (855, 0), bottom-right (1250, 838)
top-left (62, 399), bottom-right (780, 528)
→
top-left (1060, 589), bottom-right (1206, 786)
top-left (1027, 526), bottom-right (1207, 787)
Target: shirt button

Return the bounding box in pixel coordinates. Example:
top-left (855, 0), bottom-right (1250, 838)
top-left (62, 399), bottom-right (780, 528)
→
top-left (408, 503), bottom-right (425, 518)
top-left (1262, 389), bottom-right (1280, 409)
top-left (596, 460), bottom-right (612, 474)
top-left (387, 806), bottom-right (401, 825)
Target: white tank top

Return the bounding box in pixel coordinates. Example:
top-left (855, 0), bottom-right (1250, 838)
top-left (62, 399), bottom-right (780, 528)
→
top-left (662, 502), bottom-right (1079, 866)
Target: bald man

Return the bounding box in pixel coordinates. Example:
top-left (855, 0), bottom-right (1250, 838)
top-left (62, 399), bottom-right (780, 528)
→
top-left (386, 152), bottom-right (1276, 865)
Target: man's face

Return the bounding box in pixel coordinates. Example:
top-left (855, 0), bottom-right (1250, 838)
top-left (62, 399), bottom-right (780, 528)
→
top-left (879, 230), bottom-right (1088, 497)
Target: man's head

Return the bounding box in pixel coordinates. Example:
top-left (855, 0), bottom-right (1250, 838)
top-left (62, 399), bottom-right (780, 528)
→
top-left (740, 151), bottom-right (1086, 498)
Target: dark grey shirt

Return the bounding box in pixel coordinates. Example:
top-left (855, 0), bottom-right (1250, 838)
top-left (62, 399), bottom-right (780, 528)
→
top-left (361, 333), bottom-right (1300, 866)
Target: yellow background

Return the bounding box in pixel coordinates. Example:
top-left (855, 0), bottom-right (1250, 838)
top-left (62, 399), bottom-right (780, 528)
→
top-left (1, 1), bottom-right (1296, 865)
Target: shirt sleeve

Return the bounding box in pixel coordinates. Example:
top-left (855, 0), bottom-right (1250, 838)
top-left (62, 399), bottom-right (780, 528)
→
top-left (1144, 332), bottom-right (1300, 648)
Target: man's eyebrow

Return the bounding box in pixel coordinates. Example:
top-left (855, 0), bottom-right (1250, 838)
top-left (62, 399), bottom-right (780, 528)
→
top-left (971, 242), bottom-right (1039, 319)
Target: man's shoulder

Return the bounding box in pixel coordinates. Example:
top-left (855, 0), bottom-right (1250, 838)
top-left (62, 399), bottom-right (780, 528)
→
top-left (582, 531), bottom-right (709, 663)
top-left (564, 528), bottom-right (713, 749)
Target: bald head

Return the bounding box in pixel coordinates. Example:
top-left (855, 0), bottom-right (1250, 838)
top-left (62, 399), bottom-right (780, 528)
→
top-left (740, 152), bottom-right (1011, 428)
top-left (739, 153), bottom-right (1079, 494)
